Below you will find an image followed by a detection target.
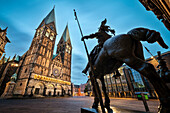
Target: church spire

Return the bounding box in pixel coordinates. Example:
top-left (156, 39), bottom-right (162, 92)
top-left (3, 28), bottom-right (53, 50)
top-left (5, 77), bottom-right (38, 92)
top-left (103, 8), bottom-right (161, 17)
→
top-left (44, 8), bottom-right (56, 26)
top-left (37, 7), bottom-right (57, 33)
top-left (61, 24), bottom-right (71, 42)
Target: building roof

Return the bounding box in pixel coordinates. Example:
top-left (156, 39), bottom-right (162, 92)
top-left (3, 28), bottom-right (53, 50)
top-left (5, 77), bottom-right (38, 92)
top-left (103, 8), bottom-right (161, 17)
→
top-left (38, 8), bottom-right (57, 33)
top-left (61, 24), bottom-right (70, 42)
top-left (44, 8), bottom-right (56, 26)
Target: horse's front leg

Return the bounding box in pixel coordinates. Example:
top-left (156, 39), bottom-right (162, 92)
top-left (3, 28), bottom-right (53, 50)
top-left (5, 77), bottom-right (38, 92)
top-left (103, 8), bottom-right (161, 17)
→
top-left (100, 76), bottom-right (111, 110)
top-left (91, 77), bottom-right (99, 109)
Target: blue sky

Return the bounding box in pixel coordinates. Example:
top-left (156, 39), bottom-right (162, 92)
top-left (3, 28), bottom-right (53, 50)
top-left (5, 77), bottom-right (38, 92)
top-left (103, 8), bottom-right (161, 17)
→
top-left (0, 0), bottom-right (169, 85)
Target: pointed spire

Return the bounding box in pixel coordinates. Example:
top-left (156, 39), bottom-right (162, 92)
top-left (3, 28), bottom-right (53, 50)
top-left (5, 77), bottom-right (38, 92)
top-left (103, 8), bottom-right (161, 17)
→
top-left (1, 54), bottom-right (6, 60)
top-left (7, 56), bottom-right (10, 62)
top-left (44, 8), bottom-right (56, 25)
top-left (61, 24), bottom-right (70, 42)
top-left (0, 27), bottom-right (8, 33)
top-left (0, 54), bottom-right (6, 64)
top-left (12, 54), bottom-right (16, 61)
top-left (4, 27), bottom-right (8, 32)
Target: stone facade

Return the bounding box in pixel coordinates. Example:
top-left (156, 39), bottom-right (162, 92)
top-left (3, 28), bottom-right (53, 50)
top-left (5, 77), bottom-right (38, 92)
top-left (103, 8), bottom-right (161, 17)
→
top-left (0, 56), bottom-right (19, 96)
top-left (1, 8), bottom-right (72, 97)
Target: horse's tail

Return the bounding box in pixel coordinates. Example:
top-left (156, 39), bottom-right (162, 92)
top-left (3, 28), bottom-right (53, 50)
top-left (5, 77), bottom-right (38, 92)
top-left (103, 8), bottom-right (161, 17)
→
top-left (127, 28), bottom-right (169, 49)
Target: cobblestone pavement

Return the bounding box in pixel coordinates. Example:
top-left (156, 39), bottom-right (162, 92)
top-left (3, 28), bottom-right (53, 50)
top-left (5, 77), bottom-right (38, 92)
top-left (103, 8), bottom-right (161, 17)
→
top-left (0, 96), bottom-right (159, 113)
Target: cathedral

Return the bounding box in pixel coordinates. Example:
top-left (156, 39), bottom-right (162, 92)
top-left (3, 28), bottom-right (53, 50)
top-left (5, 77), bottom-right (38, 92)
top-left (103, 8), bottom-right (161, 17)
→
top-left (1, 8), bottom-right (72, 97)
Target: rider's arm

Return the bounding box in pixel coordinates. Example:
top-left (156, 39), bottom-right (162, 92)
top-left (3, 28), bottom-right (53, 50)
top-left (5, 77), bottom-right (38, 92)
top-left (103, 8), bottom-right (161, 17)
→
top-left (81, 33), bottom-right (99, 41)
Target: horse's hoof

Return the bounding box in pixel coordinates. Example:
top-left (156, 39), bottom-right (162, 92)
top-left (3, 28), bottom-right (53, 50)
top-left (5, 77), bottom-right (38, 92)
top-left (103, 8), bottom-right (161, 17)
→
top-left (104, 103), bottom-right (111, 111)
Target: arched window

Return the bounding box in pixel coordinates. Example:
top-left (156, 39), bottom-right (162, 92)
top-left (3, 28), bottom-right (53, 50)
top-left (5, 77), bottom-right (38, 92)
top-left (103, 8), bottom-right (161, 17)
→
top-left (46, 60), bottom-right (50, 68)
top-left (40, 46), bottom-right (43, 54)
top-left (42, 48), bottom-right (46, 55)
top-left (25, 68), bottom-right (27, 73)
top-left (49, 51), bottom-right (51, 58)
top-left (41, 58), bottom-right (46, 66)
top-left (37, 56), bottom-right (42, 65)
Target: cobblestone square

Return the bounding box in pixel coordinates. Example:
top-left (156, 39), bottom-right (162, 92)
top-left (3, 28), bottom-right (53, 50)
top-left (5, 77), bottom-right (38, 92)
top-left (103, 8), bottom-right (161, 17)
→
top-left (0, 97), bottom-right (159, 113)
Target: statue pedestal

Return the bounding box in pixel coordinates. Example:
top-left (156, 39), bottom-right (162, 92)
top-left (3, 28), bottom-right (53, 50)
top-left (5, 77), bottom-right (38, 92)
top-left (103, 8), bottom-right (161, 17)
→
top-left (81, 107), bottom-right (113, 113)
top-left (81, 108), bottom-right (98, 113)
top-left (1, 81), bottom-right (16, 98)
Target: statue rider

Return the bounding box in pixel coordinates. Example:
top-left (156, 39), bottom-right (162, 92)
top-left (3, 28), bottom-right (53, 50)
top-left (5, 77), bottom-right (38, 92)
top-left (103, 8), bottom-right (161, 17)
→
top-left (81, 19), bottom-right (120, 76)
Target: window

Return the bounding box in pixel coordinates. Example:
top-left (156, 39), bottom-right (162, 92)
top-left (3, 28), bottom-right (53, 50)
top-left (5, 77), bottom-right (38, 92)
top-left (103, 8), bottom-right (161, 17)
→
top-left (42, 38), bottom-right (47, 46)
top-left (25, 68), bottom-right (27, 73)
top-left (39, 28), bottom-right (44, 37)
top-left (45, 32), bottom-right (49, 37)
top-left (48, 42), bottom-right (52, 49)
top-left (20, 83), bottom-right (22, 86)
top-left (36, 30), bottom-right (40, 36)
top-left (50, 33), bottom-right (54, 40)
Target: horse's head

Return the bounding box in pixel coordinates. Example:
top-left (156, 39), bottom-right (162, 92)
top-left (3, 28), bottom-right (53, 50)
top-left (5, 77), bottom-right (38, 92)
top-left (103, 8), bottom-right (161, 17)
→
top-left (127, 27), bottom-right (168, 49)
top-left (127, 28), bottom-right (149, 40)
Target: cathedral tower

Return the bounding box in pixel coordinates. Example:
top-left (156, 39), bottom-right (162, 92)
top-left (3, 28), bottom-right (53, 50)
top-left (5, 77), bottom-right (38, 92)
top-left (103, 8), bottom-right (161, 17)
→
top-left (14, 8), bottom-right (57, 95)
top-left (57, 25), bottom-right (72, 82)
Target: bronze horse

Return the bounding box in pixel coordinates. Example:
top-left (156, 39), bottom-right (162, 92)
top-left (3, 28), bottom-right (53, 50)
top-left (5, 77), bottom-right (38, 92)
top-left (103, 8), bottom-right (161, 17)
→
top-left (88, 28), bottom-right (169, 112)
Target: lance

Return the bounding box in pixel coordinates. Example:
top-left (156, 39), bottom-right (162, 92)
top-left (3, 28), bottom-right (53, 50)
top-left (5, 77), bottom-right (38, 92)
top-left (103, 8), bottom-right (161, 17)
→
top-left (73, 9), bottom-right (106, 113)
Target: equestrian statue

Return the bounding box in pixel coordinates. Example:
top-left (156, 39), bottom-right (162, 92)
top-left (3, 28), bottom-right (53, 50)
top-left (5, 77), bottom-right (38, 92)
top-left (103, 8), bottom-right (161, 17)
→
top-left (81, 19), bottom-right (170, 113)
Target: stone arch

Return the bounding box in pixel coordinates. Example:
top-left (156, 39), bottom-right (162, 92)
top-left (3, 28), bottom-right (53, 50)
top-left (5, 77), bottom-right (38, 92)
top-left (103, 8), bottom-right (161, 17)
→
top-left (64, 85), bottom-right (71, 95)
top-left (41, 58), bottom-right (46, 66)
top-left (49, 51), bottom-right (51, 58)
top-left (46, 84), bottom-right (55, 96)
top-left (67, 85), bottom-right (71, 96)
top-left (62, 85), bottom-right (69, 95)
top-left (42, 48), bottom-right (46, 55)
top-left (46, 60), bottom-right (50, 68)
top-left (39, 67), bottom-right (42, 74)
top-left (37, 56), bottom-right (42, 65)
top-left (33, 82), bottom-right (45, 96)
top-left (39, 46), bottom-right (43, 54)
top-left (34, 66), bottom-right (39, 73)
top-left (56, 85), bottom-right (62, 96)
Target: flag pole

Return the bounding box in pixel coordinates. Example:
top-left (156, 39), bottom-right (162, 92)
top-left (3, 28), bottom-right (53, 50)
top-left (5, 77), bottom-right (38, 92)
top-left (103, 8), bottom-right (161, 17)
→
top-left (73, 9), bottom-right (105, 113)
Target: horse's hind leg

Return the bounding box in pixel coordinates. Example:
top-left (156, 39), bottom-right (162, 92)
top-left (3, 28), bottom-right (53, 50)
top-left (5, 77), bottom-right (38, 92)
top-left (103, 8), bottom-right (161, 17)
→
top-left (120, 55), bottom-right (170, 112)
top-left (100, 76), bottom-right (110, 110)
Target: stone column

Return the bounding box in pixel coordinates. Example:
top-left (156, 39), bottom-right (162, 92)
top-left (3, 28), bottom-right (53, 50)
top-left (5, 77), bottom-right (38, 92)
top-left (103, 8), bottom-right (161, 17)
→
top-left (43, 87), bottom-right (47, 96)
top-left (53, 88), bottom-right (56, 96)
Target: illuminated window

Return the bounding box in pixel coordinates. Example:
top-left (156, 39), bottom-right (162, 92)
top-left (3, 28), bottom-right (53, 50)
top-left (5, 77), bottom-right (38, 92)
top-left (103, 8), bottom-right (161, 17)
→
top-left (36, 30), bottom-right (40, 36)
top-left (45, 32), bottom-right (50, 37)
top-left (50, 35), bottom-right (54, 40)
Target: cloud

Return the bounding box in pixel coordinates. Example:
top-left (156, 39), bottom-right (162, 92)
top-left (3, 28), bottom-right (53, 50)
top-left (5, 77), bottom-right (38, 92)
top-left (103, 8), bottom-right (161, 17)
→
top-left (71, 53), bottom-right (88, 85)
top-left (0, 16), bottom-right (32, 57)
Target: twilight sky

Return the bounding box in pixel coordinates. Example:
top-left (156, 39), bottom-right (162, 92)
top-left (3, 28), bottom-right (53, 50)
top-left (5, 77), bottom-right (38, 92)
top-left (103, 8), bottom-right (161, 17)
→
top-left (0, 0), bottom-right (169, 85)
